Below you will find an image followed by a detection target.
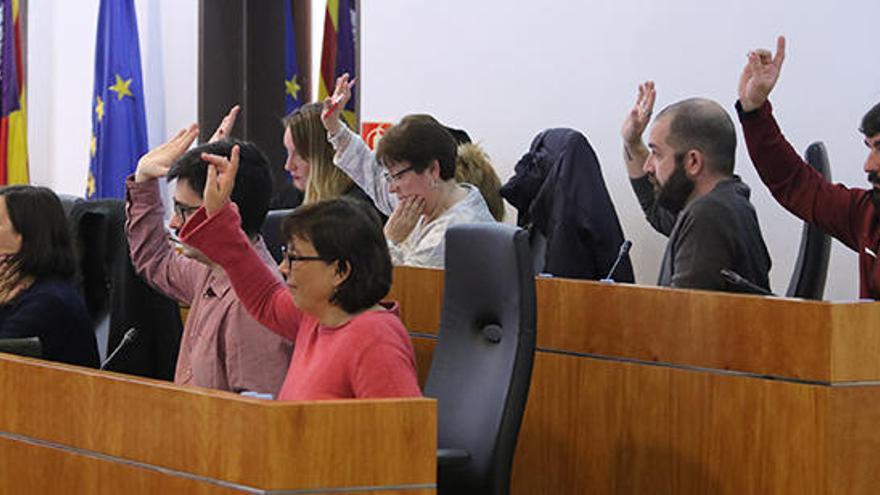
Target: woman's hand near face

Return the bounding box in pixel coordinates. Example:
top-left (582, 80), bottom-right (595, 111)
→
top-left (0, 255), bottom-right (29, 305)
top-left (383, 196), bottom-right (425, 244)
top-left (201, 145), bottom-right (240, 217)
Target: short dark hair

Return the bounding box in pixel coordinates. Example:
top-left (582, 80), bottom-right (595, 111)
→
top-left (376, 114), bottom-right (457, 180)
top-left (656, 98), bottom-right (737, 175)
top-left (0, 185), bottom-right (76, 280)
top-left (860, 102), bottom-right (880, 137)
top-left (168, 139), bottom-right (274, 236)
top-left (281, 197), bottom-right (391, 313)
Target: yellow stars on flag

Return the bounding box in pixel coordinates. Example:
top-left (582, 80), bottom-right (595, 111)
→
top-left (87, 171), bottom-right (96, 199)
top-left (95, 95), bottom-right (105, 122)
top-left (285, 74), bottom-right (301, 102)
top-left (108, 74), bottom-right (133, 101)
top-left (90, 134), bottom-right (97, 157)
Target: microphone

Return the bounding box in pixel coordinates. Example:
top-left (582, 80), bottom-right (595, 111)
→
top-left (720, 269), bottom-right (774, 296)
top-left (601, 240), bottom-right (633, 283)
top-left (100, 327), bottom-right (139, 370)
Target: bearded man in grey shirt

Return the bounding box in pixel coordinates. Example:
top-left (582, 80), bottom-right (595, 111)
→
top-left (620, 81), bottom-right (771, 293)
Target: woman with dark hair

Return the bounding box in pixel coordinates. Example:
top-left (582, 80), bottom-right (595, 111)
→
top-left (180, 146), bottom-right (420, 400)
top-left (0, 185), bottom-right (99, 367)
top-left (321, 75), bottom-right (495, 267)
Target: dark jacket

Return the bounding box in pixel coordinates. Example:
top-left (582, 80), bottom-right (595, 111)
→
top-left (631, 175), bottom-right (772, 292)
top-left (0, 278), bottom-right (99, 368)
top-left (70, 199), bottom-right (183, 379)
top-left (501, 128), bottom-right (634, 281)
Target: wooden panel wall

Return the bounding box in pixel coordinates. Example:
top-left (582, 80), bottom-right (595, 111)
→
top-left (0, 354), bottom-right (435, 493)
top-left (388, 266), bottom-right (880, 382)
top-left (388, 266), bottom-right (880, 494)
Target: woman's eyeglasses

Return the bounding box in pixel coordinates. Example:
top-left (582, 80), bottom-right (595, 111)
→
top-left (381, 165), bottom-right (415, 183)
top-left (280, 245), bottom-right (325, 265)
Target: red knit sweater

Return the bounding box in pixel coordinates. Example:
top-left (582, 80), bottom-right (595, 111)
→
top-left (180, 203), bottom-right (421, 400)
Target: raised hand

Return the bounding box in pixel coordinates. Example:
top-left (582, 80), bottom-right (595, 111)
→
top-left (739, 36), bottom-right (786, 112)
top-left (209, 105), bottom-right (241, 143)
top-left (622, 81), bottom-right (656, 146)
top-left (321, 73), bottom-right (356, 134)
top-left (201, 145), bottom-right (240, 217)
top-left (135, 124), bottom-right (199, 183)
top-left (384, 196), bottom-right (425, 244)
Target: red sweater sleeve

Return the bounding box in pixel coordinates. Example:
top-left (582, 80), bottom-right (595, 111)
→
top-left (738, 100), bottom-right (866, 251)
top-left (180, 204), bottom-right (302, 340)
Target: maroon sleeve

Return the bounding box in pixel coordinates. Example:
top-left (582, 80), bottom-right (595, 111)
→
top-left (738, 100), bottom-right (865, 251)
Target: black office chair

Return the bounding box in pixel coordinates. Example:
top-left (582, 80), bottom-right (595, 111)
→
top-left (69, 200), bottom-right (183, 379)
top-left (0, 337), bottom-right (42, 358)
top-left (424, 223), bottom-right (537, 495)
top-left (261, 208), bottom-right (295, 263)
top-left (786, 142), bottom-right (832, 299)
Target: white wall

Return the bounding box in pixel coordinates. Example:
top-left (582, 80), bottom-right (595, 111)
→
top-left (27, 1), bottom-right (880, 300)
top-left (27, 0), bottom-right (198, 196)
top-left (360, 1), bottom-right (880, 300)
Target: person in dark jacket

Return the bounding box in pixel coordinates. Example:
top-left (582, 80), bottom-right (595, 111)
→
top-left (501, 128), bottom-right (634, 281)
top-left (0, 185), bottom-right (99, 367)
top-left (622, 82), bottom-right (771, 292)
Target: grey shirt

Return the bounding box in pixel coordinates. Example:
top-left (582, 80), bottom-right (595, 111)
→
top-left (631, 175), bottom-right (772, 292)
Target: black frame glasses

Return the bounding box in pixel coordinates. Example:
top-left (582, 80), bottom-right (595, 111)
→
top-left (280, 245), bottom-right (325, 266)
top-left (381, 165), bottom-right (415, 183)
top-left (173, 200), bottom-right (200, 222)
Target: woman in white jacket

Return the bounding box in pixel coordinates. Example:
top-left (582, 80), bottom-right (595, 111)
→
top-left (321, 74), bottom-right (494, 268)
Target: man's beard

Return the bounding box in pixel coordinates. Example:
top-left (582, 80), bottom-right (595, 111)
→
top-left (655, 155), bottom-right (695, 213)
top-left (869, 172), bottom-right (880, 213)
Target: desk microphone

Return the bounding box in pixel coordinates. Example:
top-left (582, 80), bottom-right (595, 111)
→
top-left (100, 327), bottom-right (139, 370)
top-left (720, 269), bottom-right (774, 296)
top-left (601, 240), bottom-right (633, 283)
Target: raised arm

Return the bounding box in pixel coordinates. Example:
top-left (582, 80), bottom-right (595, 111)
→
top-left (321, 74), bottom-right (396, 215)
top-left (181, 147), bottom-right (303, 340)
top-left (621, 81), bottom-right (655, 179)
top-left (738, 36), bottom-right (786, 112)
top-left (622, 81), bottom-right (677, 235)
top-left (126, 125), bottom-right (203, 303)
top-left (736, 35), bottom-right (863, 250)
top-left (208, 105), bottom-right (241, 143)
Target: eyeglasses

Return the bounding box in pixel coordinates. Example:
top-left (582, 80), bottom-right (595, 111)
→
top-left (280, 245), bottom-right (325, 266)
top-left (382, 165), bottom-right (415, 183)
top-left (173, 200), bottom-right (200, 222)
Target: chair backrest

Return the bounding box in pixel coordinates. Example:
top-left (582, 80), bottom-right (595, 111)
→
top-left (786, 142), bottom-right (832, 299)
top-left (424, 223), bottom-right (537, 495)
top-left (0, 337), bottom-right (42, 359)
top-left (261, 208), bottom-right (295, 263)
top-left (69, 200), bottom-right (183, 379)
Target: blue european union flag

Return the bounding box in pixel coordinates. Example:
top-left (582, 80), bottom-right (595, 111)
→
top-left (284, 0), bottom-right (302, 115)
top-left (87, 0), bottom-right (148, 199)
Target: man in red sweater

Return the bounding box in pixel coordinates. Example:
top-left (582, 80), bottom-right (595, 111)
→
top-left (736, 35), bottom-right (880, 299)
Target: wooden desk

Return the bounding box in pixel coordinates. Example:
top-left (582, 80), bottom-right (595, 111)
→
top-left (0, 354), bottom-right (436, 494)
top-left (389, 266), bottom-right (880, 494)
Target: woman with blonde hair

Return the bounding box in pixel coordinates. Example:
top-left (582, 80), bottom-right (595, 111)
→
top-left (283, 103), bottom-right (384, 220)
top-left (455, 143), bottom-right (505, 222)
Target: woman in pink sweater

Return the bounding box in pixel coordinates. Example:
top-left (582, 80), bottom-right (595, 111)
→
top-left (180, 145), bottom-right (420, 401)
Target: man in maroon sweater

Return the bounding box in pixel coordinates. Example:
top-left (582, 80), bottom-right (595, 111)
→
top-left (737, 36), bottom-right (880, 299)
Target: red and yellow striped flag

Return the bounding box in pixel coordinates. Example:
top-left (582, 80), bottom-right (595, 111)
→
top-left (0, 0), bottom-right (28, 185)
top-left (318, 0), bottom-right (357, 130)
